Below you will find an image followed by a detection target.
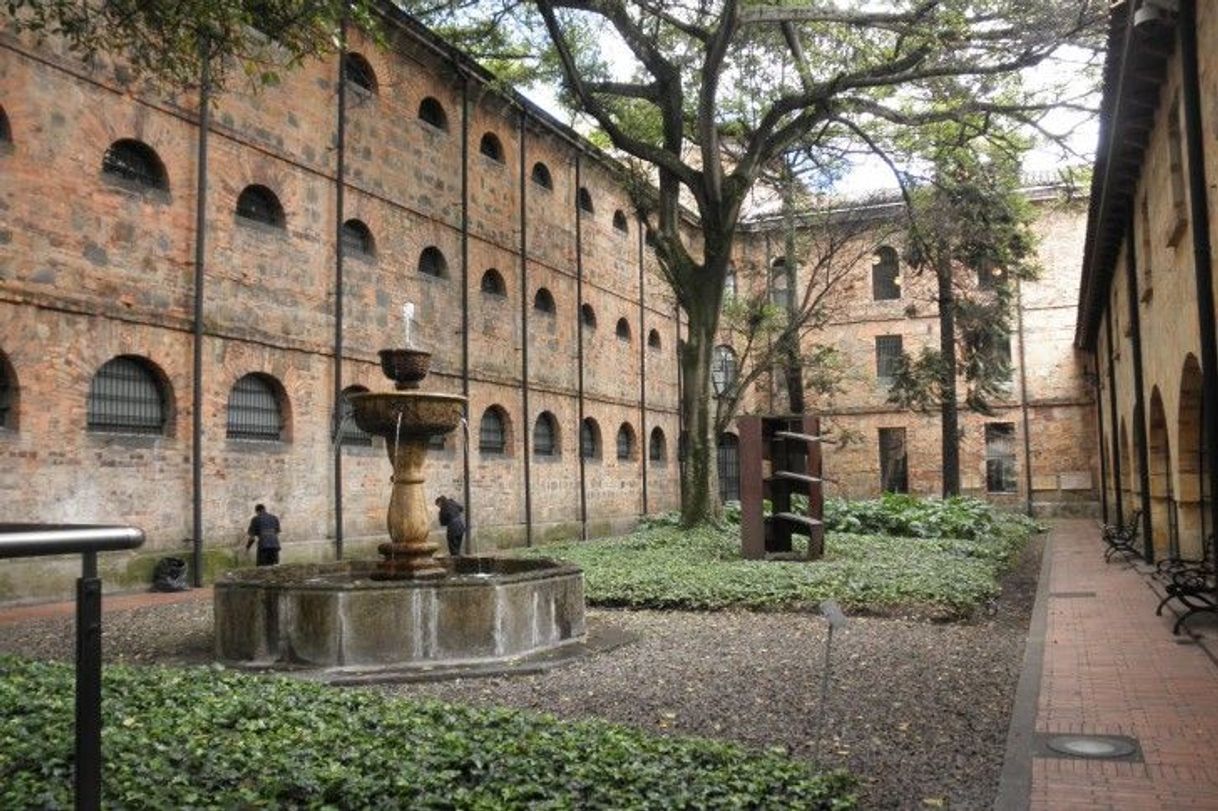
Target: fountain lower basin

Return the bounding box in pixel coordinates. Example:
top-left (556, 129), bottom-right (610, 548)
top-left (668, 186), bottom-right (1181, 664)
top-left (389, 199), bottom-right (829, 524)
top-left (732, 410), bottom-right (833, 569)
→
top-left (214, 556), bottom-right (586, 671)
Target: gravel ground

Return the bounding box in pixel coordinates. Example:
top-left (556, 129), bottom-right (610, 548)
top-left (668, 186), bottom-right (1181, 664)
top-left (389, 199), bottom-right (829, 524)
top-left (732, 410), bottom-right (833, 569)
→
top-left (0, 536), bottom-right (1041, 809)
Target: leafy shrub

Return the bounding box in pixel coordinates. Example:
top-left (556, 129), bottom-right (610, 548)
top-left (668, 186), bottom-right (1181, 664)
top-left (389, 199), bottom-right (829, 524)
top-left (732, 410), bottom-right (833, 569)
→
top-left (0, 656), bottom-right (855, 810)
top-left (824, 494), bottom-right (1042, 541)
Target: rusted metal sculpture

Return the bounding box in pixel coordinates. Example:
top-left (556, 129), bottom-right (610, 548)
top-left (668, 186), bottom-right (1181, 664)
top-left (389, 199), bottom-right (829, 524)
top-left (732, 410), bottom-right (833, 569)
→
top-left (738, 414), bottom-right (825, 561)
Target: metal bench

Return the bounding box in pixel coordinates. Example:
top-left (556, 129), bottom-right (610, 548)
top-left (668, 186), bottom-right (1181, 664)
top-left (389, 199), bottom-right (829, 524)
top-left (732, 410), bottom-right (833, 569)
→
top-left (1101, 510), bottom-right (1142, 563)
top-left (1154, 536), bottom-right (1217, 635)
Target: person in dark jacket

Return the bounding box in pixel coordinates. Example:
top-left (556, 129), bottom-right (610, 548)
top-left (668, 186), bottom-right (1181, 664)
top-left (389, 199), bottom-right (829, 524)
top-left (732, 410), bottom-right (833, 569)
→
top-left (435, 496), bottom-right (466, 557)
top-left (245, 503), bottom-right (281, 566)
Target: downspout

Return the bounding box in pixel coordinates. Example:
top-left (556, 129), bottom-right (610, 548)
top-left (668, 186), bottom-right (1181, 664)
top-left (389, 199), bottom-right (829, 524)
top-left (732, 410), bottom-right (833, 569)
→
top-left (519, 112), bottom-right (533, 546)
top-left (190, 47), bottom-right (210, 587)
top-left (675, 300), bottom-right (683, 504)
top-left (638, 217), bottom-right (648, 515)
top-left (764, 232), bottom-right (775, 413)
top-left (1180, 0), bottom-right (1218, 559)
top-left (1094, 359), bottom-right (1110, 524)
top-left (575, 155), bottom-right (588, 540)
top-left (1105, 310), bottom-right (1125, 522)
top-left (1124, 220), bottom-right (1154, 560)
top-left (460, 77), bottom-right (472, 552)
top-left (333, 22), bottom-right (347, 560)
top-left (1016, 279), bottom-right (1034, 516)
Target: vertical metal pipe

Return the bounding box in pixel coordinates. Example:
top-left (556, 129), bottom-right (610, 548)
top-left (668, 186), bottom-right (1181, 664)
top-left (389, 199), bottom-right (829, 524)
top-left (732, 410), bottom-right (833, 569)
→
top-left (190, 49), bottom-right (210, 587)
top-left (460, 78), bottom-right (472, 552)
top-left (1094, 360), bottom-right (1110, 524)
top-left (638, 216), bottom-right (648, 515)
top-left (519, 113), bottom-right (533, 546)
top-left (1180, 0), bottom-right (1218, 560)
top-left (675, 300), bottom-right (683, 503)
top-left (764, 232), bottom-right (775, 412)
top-left (1124, 221), bottom-right (1154, 560)
top-left (333, 22), bottom-right (347, 560)
top-left (1105, 310), bottom-right (1124, 521)
top-left (75, 551), bottom-right (101, 811)
top-left (575, 155), bottom-right (588, 540)
top-left (1015, 279), bottom-right (1034, 516)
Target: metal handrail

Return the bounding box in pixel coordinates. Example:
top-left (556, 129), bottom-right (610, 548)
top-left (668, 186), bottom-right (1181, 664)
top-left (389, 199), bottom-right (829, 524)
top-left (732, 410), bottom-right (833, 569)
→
top-left (0, 523), bottom-right (145, 811)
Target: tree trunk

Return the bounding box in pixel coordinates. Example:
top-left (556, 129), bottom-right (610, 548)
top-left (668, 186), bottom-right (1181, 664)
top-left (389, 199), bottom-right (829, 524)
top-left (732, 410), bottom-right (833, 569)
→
top-left (781, 161), bottom-right (805, 413)
top-left (937, 252), bottom-right (961, 496)
top-left (679, 298), bottom-right (723, 527)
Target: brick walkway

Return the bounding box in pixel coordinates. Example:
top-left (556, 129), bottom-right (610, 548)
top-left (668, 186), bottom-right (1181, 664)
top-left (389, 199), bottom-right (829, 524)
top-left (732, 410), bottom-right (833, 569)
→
top-left (1003, 519), bottom-right (1218, 810)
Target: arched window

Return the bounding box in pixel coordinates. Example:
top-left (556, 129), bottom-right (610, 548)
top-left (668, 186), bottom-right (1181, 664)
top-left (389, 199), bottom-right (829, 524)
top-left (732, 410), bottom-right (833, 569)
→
top-left (872, 246), bottom-right (900, 300)
top-left (712, 345), bottom-right (738, 397)
top-left (581, 418), bottom-right (601, 460)
top-left (534, 287), bottom-right (556, 314)
top-left (724, 266), bottom-right (737, 301)
top-left (341, 219), bottom-right (375, 257)
top-left (769, 257), bottom-right (792, 311)
top-left (613, 210), bottom-right (628, 233)
top-left (480, 268), bottom-right (506, 296)
top-left (649, 427), bottom-right (667, 462)
top-left (615, 318), bottom-right (631, 342)
top-left (479, 406), bottom-right (507, 454)
top-left (337, 385), bottom-right (372, 446)
top-left (0, 105), bottom-right (10, 146)
top-left (102, 139), bottom-right (168, 191)
top-left (581, 303), bottom-right (597, 329)
top-left (533, 412), bottom-right (558, 457)
top-left (418, 246), bottom-right (448, 278)
top-left (236, 185), bottom-right (285, 228)
top-left (87, 356), bottom-right (168, 435)
top-left (616, 423), bottom-right (635, 460)
top-left (577, 187), bottom-right (594, 213)
top-left (0, 351), bottom-right (15, 429)
top-left (717, 433), bottom-right (741, 502)
top-left (479, 132), bottom-right (504, 162)
top-left (531, 162), bottom-right (553, 189)
top-left (227, 373), bottom-right (286, 441)
top-left (343, 53), bottom-right (377, 94)
top-left (418, 97), bottom-right (448, 131)
top-left (647, 329), bottom-right (662, 350)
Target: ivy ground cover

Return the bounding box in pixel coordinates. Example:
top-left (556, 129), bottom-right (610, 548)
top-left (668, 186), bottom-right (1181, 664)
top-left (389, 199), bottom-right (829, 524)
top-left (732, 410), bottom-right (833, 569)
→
top-left (0, 656), bottom-right (854, 810)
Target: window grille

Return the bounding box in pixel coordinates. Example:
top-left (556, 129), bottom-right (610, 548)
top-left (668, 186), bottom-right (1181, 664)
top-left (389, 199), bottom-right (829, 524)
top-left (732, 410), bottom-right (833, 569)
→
top-left (613, 210), bottom-right (628, 232)
top-left (577, 187), bottom-right (594, 213)
top-left (878, 427), bottom-right (909, 493)
top-left (871, 246), bottom-right (900, 300)
top-left (343, 53), bottom-right (377, 94)
top-left (427, 434), bottom-right (446, 450)
top-left (236, 185), bottom-right (284, 227)
top-left (480, 133), bottom-right (504, 162)
top-left (617, 424), bottom-right (634, 460)
top-left (717, 433), bottom-right (740, 502)
top-left (648, 330), bottom-right (662, 350)
top-left (534, 287), bottom-right (556, 314)
top-left (531, 162), bottom-right (552, 189)
top-left (533, 413), bottom-right (556, 456)
top-left (0, 358), bottom-right (11, 428)
top-left (419, 246), bottom-right (447, 278)
top-left (481, 269), bottom-right (506, 296)
top-left (724, 268), bottom-right (737, 301)
top-left (875, 335), bottom-right (903, 387)
top-left (418, 97), bottom-right (448, 131)
top-left (649, 427), bottom-right (666, 462)
top-left (985, 423), bottom-right (1018, 493)
top-left (770, 258), bottom-right (792, 311)
top-left (102, 140), bottom-right (167, 190)
top-left (337, 387), bottom-right (372, 447)
top-left (479, 408), bottom-right (506, 454)
top-left (87, 357), bottom-right (165, 434)
top-left (227, 374), bottom-right (283, 441)
top-left (712, 345), bottom-right (738, 396)
top-left (616, 318), bottom-right (631, 341)
top-left (581, 419), bottom-right (600, 459)
top-left (581, 304), bottom-right (597, 329)
top-left (0, 106), bottom-right (9, 145)
top-left (341, 219), bottom-right (374, 256)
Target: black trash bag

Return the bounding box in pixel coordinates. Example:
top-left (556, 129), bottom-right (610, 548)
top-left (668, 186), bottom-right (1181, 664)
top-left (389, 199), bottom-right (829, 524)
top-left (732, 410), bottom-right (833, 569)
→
top-left (152, 557), bottom-right (189, 592)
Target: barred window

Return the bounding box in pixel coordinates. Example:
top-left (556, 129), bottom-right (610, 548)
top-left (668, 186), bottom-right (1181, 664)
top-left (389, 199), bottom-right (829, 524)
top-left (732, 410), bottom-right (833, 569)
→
top-left (872, 246), bottom-right (900, 300)
top-left (581, 304), bottom-right (597, 329)
top-left (427, 434), bottom-right (446, 451)
top-left (236, 185), bottom-right (285, 228)
top-left (418, 97), bottom-right (448, 131)
top-left (649, 427), bottom-right (666, 462)
top-left (581, 418), bottom-right (600, 460)
top-left (0, 105), bottom-right (10, 145)
top-left (986, 423), bottom-right (1018, 493)
top-left (87, 356), bottom-right (167, 435)
top-left (717, 433), bottom-right (740, 503)
top-left (531, 162), bottom-right (552, 189)
top-left (648, 329), bottom-right (662, 350)
top-left (341, 219), bottom-right (374, 257)
top-left (533, 412), bottom-right (558, 456)
top-left (481, 269), bottom-right (506, 296)
top-left (724, 267), bottom-right (737, 301)
top-left (480, 132), bottom-right (504, 162)
top-left (616, 423), bottom-right (635, 460)
top-left (418, 246), bottom-right (448, 278)
top-left (613, 210), bottom-right (628, 233)
top-left (712, 345), bottom-right (738, 396)
top-left (879, 427), bottom-right (909, 493)
top-left (770, 258), bottom-right (792, 311)
top-left (337, 386), bottom-right (372, 447)
top-left (875, 335), bottom-right (903, 387)
top-left (615, 318), bottom-right (631, 342)
top-left (577, 187), bottom-right (594, 213)
top-left (102, 139), bottom-right (167, 191)
top-left (534, 287), bottom-right (556, 314)
top-left (227, 373), bottom-right (285, 441)
top-left (0, 352), bottom-right (13, 429)
top-left (479, 407), bottom-right (507, 454)
top-left (344, 53), bottom-right (377, 94)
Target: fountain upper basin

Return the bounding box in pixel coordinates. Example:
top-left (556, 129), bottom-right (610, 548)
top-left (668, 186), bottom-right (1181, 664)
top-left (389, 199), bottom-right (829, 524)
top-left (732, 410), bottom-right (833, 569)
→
top-left (349, 391), bottom-right (465, 438)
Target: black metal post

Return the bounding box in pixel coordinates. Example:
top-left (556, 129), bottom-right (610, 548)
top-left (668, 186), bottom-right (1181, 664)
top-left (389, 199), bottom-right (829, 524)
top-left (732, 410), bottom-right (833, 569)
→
top-left (1124, 218), bottom-right (1154, 560)
top-left (1094, 361), bottom-right (1110, 524)
top-left (1016, 279), bottom-right (1034, 516)
top-left (638, 217), bottom-right (648, 515)
top-left (74, 551), bottom-right (101, 811)
top-left (1105, 311), bottom-right (1125, 522)
top-left (190, 49), bottom-right (210, 588)
top-left (575, 154), bottom-right (587, 540)
top-left (333, 18), bottom-right (348, 560)
top-left (460, 77), bottom-right (472, 553)
top-left (519, 112), bottom-right (533, 546)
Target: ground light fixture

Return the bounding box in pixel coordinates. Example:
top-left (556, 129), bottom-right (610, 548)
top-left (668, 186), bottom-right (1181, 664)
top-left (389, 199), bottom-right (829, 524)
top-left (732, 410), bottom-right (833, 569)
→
top-left (1043, 734), bottom-right (1139, 760)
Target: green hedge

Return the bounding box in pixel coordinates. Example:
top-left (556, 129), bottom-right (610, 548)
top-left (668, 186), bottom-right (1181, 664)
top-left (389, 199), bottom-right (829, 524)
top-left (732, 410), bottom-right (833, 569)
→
top-left (0, 657), bottom-right (855, 810)
top-left (823, 494), bottom-right (1043, 541)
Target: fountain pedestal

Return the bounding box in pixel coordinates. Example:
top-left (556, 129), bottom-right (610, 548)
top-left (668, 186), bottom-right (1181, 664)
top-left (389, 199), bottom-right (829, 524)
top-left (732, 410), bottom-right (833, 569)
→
top-left (377, 438), bottom-right (444, 579)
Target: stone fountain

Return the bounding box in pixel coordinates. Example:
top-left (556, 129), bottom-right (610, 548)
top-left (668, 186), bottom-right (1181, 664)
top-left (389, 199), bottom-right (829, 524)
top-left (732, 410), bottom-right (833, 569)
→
top-left (213, 340), bottom-right (586, 675)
